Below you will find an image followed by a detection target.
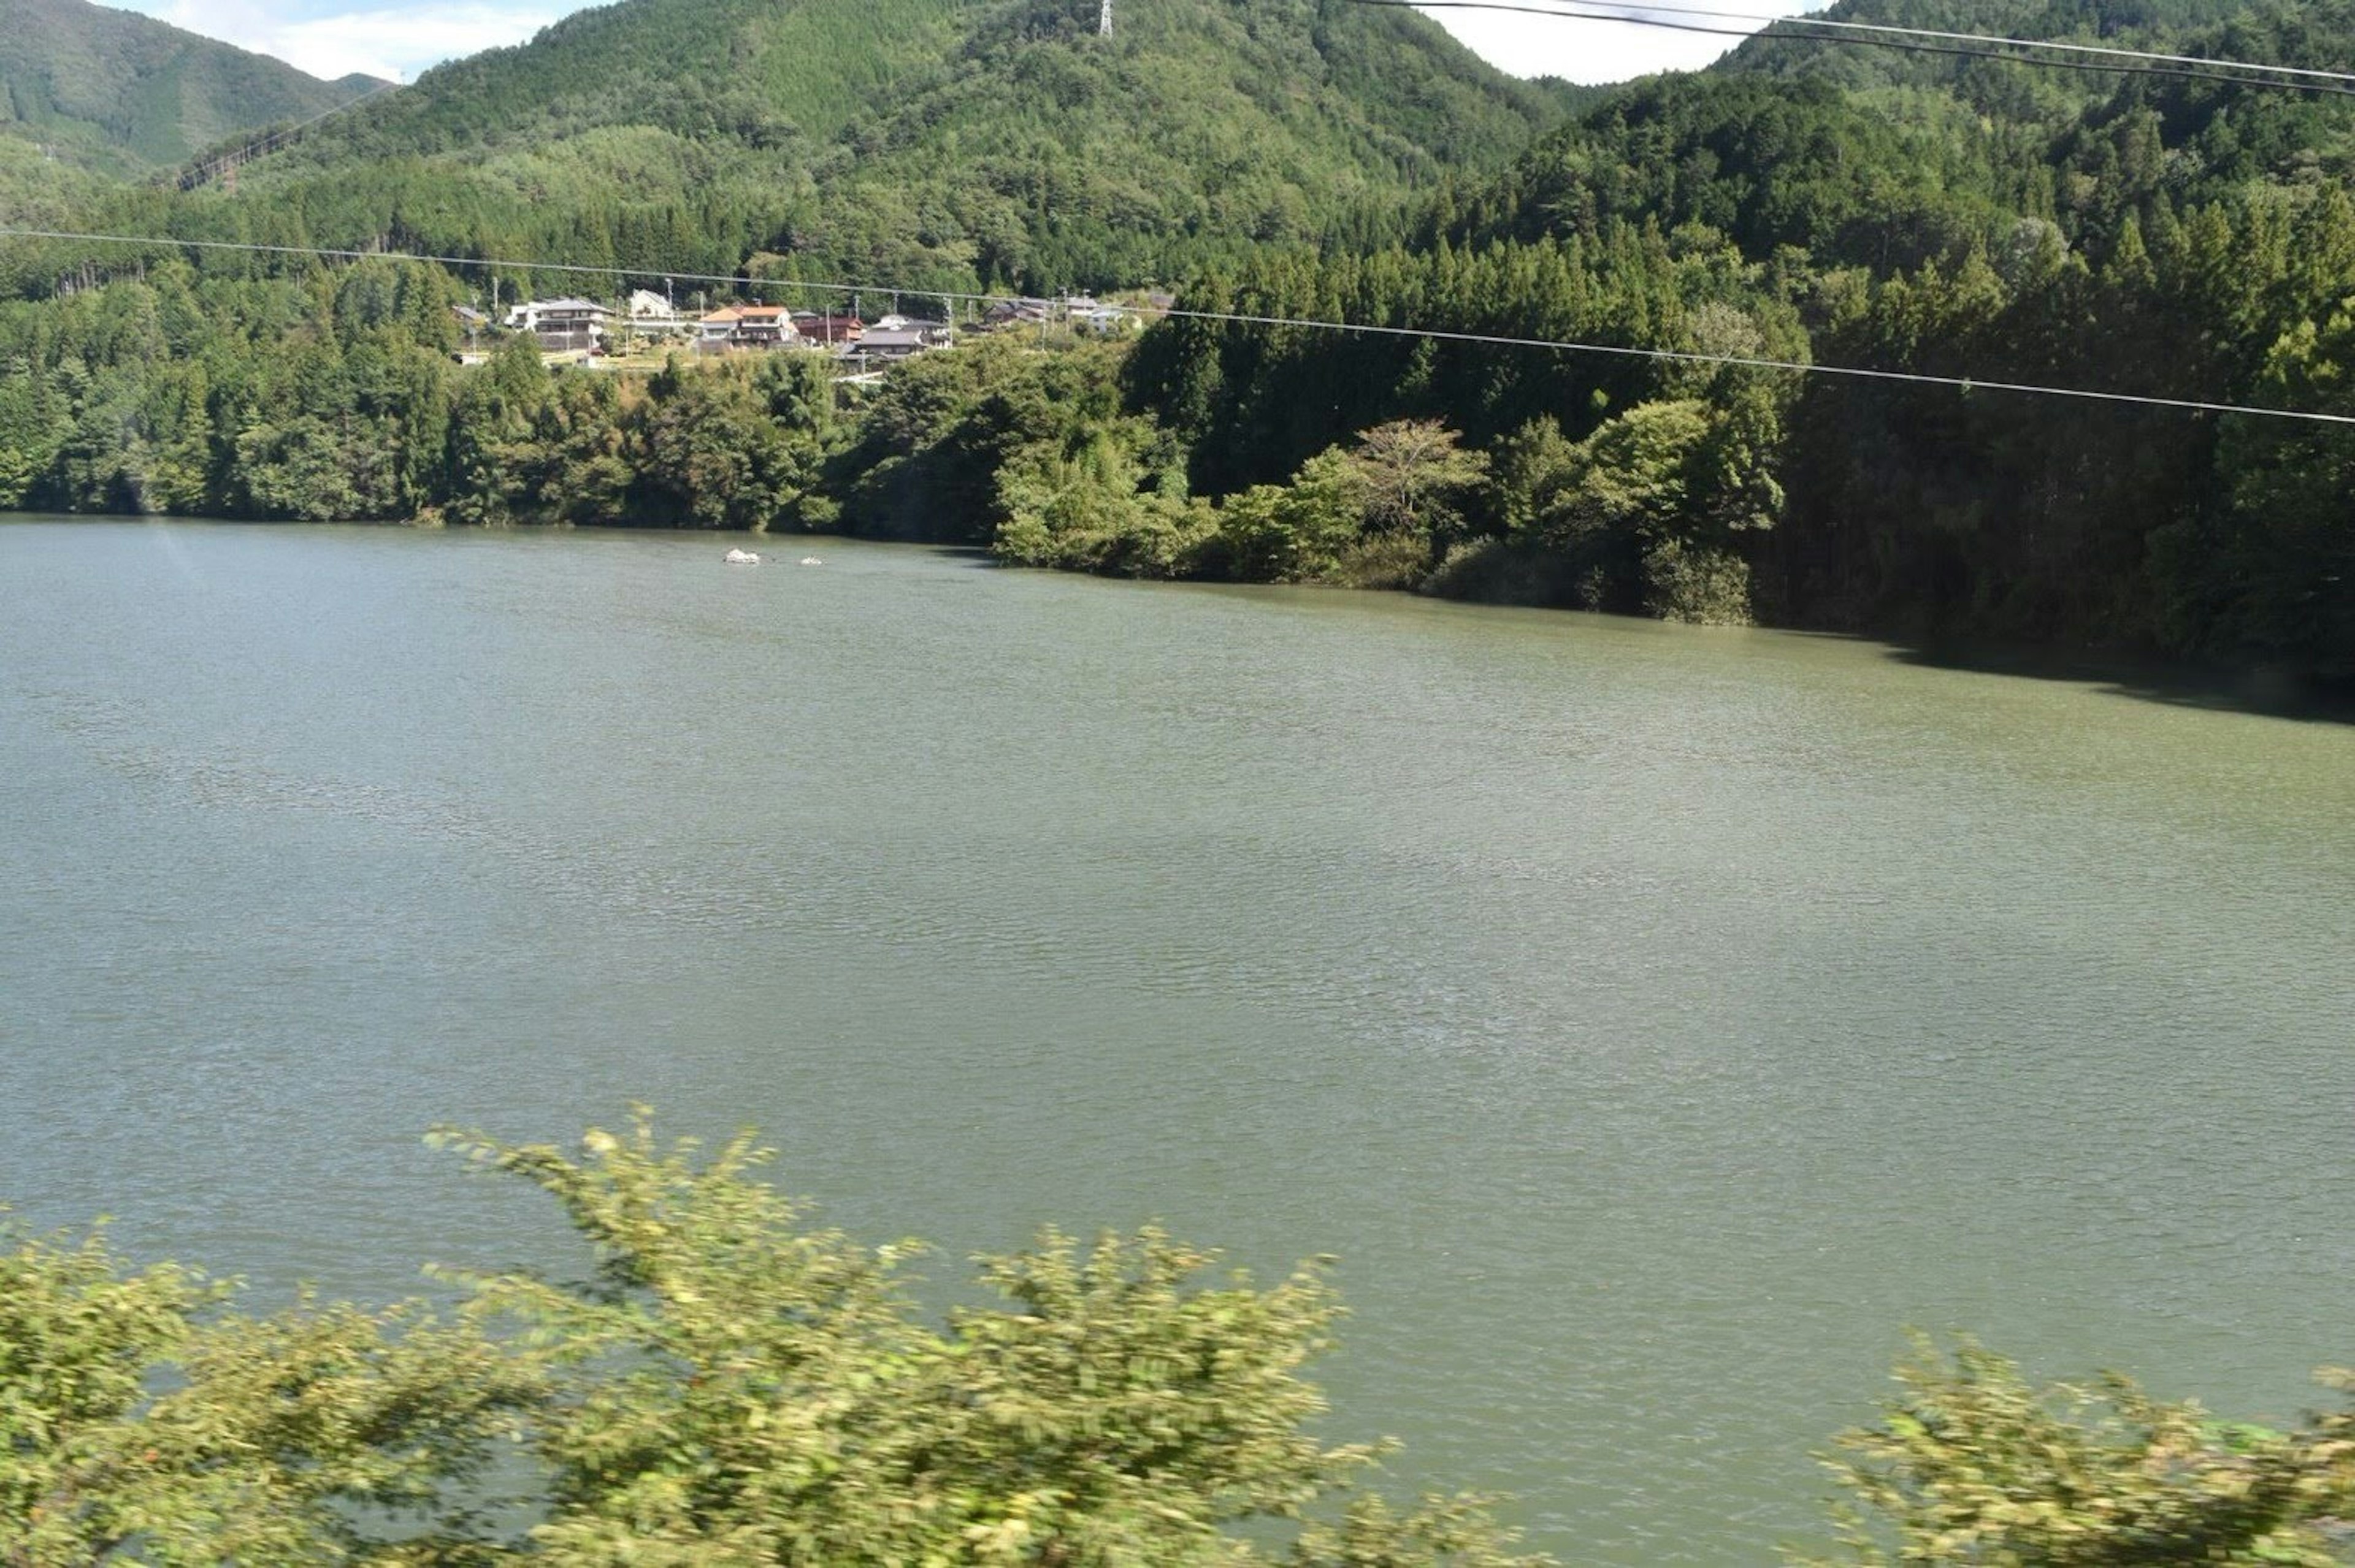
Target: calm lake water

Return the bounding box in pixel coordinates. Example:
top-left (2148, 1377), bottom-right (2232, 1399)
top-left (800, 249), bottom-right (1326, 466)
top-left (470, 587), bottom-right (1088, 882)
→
top-left (4, 516), bottom-right (2352, 1560)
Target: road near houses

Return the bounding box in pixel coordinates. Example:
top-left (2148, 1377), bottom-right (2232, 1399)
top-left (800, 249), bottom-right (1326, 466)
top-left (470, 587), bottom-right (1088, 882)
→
top-left (451, 288), bottom-right (1154, 372)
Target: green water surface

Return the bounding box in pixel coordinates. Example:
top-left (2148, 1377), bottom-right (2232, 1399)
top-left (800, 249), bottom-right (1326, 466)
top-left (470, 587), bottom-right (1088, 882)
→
top-left (3, 518), bottom-right (2351, 1561)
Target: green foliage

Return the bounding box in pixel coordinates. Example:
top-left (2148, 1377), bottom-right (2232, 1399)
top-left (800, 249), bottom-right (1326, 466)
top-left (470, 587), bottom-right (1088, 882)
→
top-left (33, 0), bottom-right (1557, 301)
top-left (2, 1120), bottom-right (1558, 1566)
top-left (2189, 300), bottom-right (2355, 678)
top-left (632, 356), bottom-right (818, 530)
top-left (1349, 419), bottom-right (1489, 545)
top-left (1640, 539), bottom-right (1753, 625)
top-left (1536, 400), bottom-right (1712, 549)
top-left (0, 1211), bottom-right (540, 1565)
top-left (1796, 1336), bottom-right (2355, 1567)
top-left (1212, 448), bottom-right (1372, 584)
top-left (15, 0), bottom-right (2355, 671)
top-left (1191, 420), bottom-right (1486, 587)
top-left (1112, 0), bottom-right (2355, 668)
top-left (838, 337), bottom-right (1147, 545)
top-left (426, 1114), bottom-right (1552, 1567)
top-left (10, 1137), bottom-right (2355, 1566)
top-left (3, 1119), bottom-right (1552, 1566)
top-left (992, 429), bottom-right (1216, 578)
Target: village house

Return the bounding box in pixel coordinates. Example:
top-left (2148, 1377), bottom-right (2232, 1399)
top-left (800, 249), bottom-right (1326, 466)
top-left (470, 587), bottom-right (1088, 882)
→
top-left (697, 307), bottom-right (743, 349)
top-left (848, 326), bottom-right (936, 364)
top-left (980, 297), bottom-right (1055, 330)
top-left (505, 297), bottom-right (612, 351)
top-left (628, 288), bottom-right (689, 337)
top-left (695, 304), bottom-right (805, 351)
top-left (798, 314), bottom-right (865, 347)
top-left (1075, 305), bottom-right (1140, 337)
top-left (733, 304), bottom-right (795, 346)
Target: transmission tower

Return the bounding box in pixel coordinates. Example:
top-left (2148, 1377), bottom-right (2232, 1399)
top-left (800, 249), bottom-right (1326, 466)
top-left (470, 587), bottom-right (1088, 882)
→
top-left (1099, 0), bottom-right (1112, 34)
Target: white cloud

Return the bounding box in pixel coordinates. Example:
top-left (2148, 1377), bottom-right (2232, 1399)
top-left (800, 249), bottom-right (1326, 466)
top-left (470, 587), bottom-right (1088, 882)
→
top-left (1417, 0), bottom-right (1825, 84)
top-left (140, 0), bottom-right (564, 81)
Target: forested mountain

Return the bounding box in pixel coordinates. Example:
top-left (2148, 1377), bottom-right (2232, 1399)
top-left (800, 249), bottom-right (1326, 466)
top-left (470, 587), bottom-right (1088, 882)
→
top-left (1116, 0), bottom-right (2355, 673)
top-left (6, 0), bottom-right (2355, 684)
top-left (0, 0), bottom-right (382, 175)
top-left (39, 0), bottom-right (1567, 295)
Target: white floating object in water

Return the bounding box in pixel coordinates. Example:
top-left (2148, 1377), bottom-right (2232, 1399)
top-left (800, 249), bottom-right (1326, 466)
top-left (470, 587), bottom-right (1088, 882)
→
top-left (799, 556), bottom-right (824, 567)
top-left (724, 548), bottom-right (760, 565)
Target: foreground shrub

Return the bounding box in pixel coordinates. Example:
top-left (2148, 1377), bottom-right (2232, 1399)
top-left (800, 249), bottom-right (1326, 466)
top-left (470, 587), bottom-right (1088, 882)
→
top-left (1798, 1336), bottom-right (2355, 1567)
top-left (2, 1119), bottom-right (1550, 1567)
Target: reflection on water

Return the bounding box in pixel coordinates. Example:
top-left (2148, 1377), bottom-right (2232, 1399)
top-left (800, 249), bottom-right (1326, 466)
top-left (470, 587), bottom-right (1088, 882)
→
top-left (4, 518), bottom-right (2353, 1562)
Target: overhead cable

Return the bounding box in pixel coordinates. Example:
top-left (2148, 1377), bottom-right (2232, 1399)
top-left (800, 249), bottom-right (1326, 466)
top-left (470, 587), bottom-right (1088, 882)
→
top-left (4, 226), bottom-right (2351, 427)
top-left (1368, 0), bottom-right (2355, 96)
top-left (1415, 0), bottom-right (2355, 85)
top-left (175, 75), bottom-right (412, 189)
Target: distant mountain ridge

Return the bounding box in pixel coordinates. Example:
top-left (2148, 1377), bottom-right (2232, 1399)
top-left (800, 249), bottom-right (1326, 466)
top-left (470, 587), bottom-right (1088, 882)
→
top-left (0, 0), bottom-right (385, 174)
top-left (73, 0), bottom-right (1571, 293)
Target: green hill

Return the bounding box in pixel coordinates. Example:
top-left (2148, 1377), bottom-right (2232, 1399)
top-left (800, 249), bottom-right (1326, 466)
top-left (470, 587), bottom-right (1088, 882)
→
top-left (0, 0), bottom-right (385, 175)
top-left (75, 0), bottom-right (1567, 293)
top-left (1117, 0), bottom-right (2355, 669)
top-left (14, 0), bottom-right (2355, 678)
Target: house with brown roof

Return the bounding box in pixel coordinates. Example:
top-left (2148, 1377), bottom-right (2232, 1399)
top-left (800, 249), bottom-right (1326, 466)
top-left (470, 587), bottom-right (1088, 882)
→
top-left (733, 305), bottom-right (795, 346)
top-left (798, 314), bottom-right (865, 347)
top-left (697, 307), bottom-right (744, 348)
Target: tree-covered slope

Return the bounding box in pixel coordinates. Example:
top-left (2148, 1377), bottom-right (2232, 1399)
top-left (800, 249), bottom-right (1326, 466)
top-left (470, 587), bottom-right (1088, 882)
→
top-left (1111, 0), bottom-right (2355, 670)
top-left (0, 0), bottom-right (383, 175)
top-left (64, 0), bottom-right (1566, 294)
top-left (12, 0), bottom-right (2355, 679)
top-left (1441, 0), bottom-right (2355, 264)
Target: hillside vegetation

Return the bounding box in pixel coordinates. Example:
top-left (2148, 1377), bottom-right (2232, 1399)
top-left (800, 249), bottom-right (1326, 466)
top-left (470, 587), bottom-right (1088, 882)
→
top-left (0, 0), bottom-right (381, 175)
top-left (1113, 0), bottom-right (2355, 673)
top-left (6, 0), bottom-right (2355, 683)
top-left (45, 0), bottom-right (1566, 296)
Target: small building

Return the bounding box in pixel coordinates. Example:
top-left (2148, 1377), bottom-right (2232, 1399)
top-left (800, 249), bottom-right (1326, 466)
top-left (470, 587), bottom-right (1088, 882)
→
top-left (848, 327), bottom-right (936, 363)
top-left (733, 304), bottom-right (795, 346)
top-left (627, 289), bottom-right (689, 337)
top-left (1075, 305), bottom-right (1139, 337)
top-left (695, 304), bottom-right (804, 351)
top-left (980, 297), bottom-right (1055, 330)
top-left (798, 314), bottom-right (865, 347)
top-left (505, 297), bottom-right (612, 352)
top-left (697, 307), bottom-right (744, 350)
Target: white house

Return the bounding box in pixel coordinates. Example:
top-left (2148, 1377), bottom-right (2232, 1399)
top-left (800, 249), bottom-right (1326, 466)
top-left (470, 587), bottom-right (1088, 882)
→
top-left (504, 298), bottom-right (613, 350)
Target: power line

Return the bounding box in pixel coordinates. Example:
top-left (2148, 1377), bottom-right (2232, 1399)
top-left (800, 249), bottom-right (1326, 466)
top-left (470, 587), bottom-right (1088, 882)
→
top-left (1387, 0), bottom-right (2355, 96)
top-left (174, 75), bottom-right (411, 189)
top-left (5, 226), bottom-right (2351, 427)
top-left (1416, 0), bottom-right (2355, 86)
top-left (1373, 0), bottom-right (2355, 97)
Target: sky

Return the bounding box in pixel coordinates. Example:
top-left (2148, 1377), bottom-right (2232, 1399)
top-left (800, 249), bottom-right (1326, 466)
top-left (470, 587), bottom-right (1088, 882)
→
top-left (120, 0), bottom-right (1824, 86)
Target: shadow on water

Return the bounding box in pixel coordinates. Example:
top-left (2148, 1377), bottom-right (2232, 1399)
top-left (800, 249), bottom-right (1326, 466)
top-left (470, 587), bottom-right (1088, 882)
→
top-left (908, 546), bottom-right (2355, 722)
top-left (1883, 637), bottom-right (2355, 725)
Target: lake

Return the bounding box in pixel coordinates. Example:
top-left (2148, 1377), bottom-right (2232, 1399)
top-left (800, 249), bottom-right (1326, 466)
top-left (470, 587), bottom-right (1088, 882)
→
top-left (3, 516), bottom-right (2351, 1561)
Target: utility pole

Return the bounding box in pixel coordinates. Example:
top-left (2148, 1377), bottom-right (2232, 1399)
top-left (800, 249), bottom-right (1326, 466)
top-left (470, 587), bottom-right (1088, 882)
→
top-left (1099, 0), bottom-right (1111, 34)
